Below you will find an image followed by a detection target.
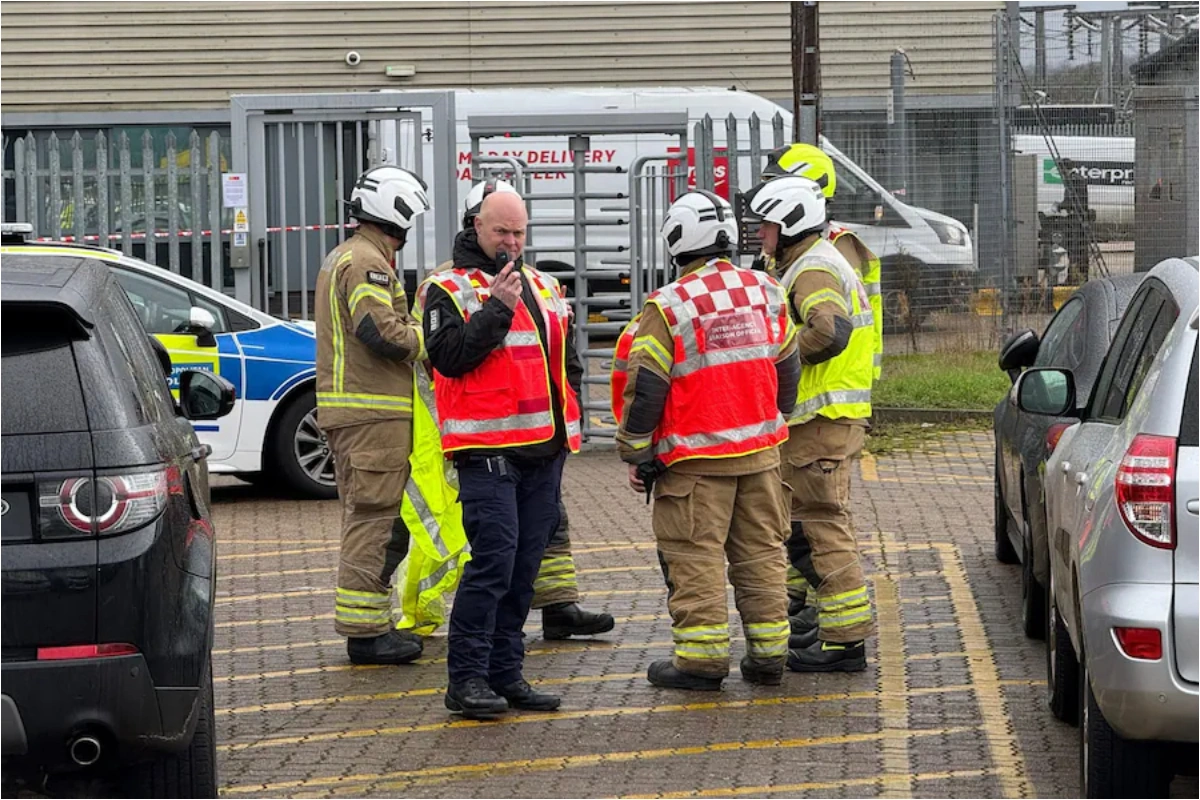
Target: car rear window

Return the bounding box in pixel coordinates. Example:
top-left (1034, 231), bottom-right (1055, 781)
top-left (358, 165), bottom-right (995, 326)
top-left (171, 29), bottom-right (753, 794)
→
top-left (0, 307), bottom-right (88, 435)
top-left (1181, 343), bottom-right (1198, 448)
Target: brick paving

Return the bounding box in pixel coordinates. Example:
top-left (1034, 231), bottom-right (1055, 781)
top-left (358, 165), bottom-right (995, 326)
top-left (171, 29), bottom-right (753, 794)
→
top-left (208, 432), bottom-right (1192, 798)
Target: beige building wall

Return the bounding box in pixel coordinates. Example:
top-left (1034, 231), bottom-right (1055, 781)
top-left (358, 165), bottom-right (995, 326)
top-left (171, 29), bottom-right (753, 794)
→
top-left (0, 1), bottom-right (1003, 114)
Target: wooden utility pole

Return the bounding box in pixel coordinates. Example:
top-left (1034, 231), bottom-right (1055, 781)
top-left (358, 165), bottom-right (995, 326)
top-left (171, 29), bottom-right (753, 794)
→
top-left (791, 1), bottom-right (821, 144)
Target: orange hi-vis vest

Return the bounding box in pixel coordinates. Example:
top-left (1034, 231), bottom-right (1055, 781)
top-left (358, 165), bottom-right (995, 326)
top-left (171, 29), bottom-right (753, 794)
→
top-left (610, 314), bottom-right (641, 424)
top-left (427, 266), bottom-right (582, 454)
top-left (644, 259), bottom-right (791, 467)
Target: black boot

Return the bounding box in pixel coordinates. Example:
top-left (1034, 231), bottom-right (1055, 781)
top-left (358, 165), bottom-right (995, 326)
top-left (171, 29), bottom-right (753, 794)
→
top-left (445, 678), bottom-right (510, 719)
top-left (787, 596), bottom-right (809, 617)
top-left (789, 605), bottom-right (818, 633)
top-left (788, 625), bottom-right (819, 651)
top-left (490, 679), bottom-right (561, 711)
top-left (647, 659), bottom-right (724, 691)
top-left (739, 655), bottom-right (784, 686)
top-left (542, 602), bottom-right (615, 640)
top-left (346, 630), bottom-right (423, 665)
top-left (787, 640), bottom-right (867, 673)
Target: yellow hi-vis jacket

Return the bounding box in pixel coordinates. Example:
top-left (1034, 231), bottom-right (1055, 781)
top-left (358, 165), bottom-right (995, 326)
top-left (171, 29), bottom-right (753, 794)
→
top-left (392, 364), bottom-right (470, 636)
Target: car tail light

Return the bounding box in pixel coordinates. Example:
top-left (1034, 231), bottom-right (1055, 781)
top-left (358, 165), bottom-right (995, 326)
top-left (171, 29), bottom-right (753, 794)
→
top-left (1115, 434), bottom-right (1177, 549)
top-left (37, 643), bottom-right (138, 661)
top-left (1113, 627), bottom-right (1163, 660)
top-left (1046, 422), bottom-right (1072, 455)
top-left (38, 468), bottom-right (168, 538)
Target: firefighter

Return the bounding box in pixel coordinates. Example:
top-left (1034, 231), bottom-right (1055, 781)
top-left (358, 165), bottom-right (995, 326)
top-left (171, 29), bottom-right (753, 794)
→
top-left (741, 175), bottom-right (877, 673)
top-left (314, 165), bottom-right (430, 665)
top-left (763, 143), bottom-right (883, 381)
top-left (761, 143), bottom-right (883, 627)
top-left (428, 178), bottom-right (615, 641)
top-left (616, 190), bottom-right (801, 690)
top-left (422, 189), bottom-right (582, 719)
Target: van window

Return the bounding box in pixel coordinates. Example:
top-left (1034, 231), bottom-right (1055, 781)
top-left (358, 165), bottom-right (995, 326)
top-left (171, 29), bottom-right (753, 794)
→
top-left (832, 167), bottom-right (885, 227)
top-left (0, 307), bottom-right (89, 435)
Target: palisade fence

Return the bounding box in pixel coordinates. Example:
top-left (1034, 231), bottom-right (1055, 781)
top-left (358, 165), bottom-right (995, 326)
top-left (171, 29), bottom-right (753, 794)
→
top-left (2, 129), bottom-right (232, 290)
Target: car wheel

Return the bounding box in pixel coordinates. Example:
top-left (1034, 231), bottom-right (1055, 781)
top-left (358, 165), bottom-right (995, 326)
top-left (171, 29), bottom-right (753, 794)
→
top-left (994, 451), bottom-right (1019, 564)
top-left (1046, 565), bottom-right (1079, 724)
top-left (1021, 528), bottom-right (1047, 640)
top-left (120, 656), bottom-right (217, 798)
top-left (1079, 654), bottom-right (1170, 798)
top-left (269, 390), bottom-right (337, 500)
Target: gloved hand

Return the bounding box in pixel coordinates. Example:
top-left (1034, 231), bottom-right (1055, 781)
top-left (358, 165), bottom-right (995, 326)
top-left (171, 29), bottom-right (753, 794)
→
top-left (635, 459), bottom-right (667, 505)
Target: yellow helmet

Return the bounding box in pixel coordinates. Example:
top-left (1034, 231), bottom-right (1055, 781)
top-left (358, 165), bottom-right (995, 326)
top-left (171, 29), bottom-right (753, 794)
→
top-left (762, 143), bottom-right (836, 199)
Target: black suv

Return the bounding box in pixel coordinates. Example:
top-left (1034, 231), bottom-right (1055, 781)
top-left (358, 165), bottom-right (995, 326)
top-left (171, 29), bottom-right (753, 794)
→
top-left (1, 251), bottom-right (235, 797)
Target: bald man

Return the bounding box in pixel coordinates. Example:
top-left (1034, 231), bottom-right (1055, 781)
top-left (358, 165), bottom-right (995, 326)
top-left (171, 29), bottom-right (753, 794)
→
top-left (421, 191), bottom-right (584, 719)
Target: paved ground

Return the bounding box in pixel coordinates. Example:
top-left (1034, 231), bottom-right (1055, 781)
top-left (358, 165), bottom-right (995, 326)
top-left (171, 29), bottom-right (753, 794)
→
top-left (208, 432), bottom-right (1181, 798)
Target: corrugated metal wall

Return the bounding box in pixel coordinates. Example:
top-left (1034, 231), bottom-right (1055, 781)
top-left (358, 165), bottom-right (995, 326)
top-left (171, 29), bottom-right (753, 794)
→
top-left (0, 1), bottom-right (1002, 114)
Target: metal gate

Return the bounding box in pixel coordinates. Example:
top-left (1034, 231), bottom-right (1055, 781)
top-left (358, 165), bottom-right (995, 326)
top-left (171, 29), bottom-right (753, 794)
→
top-left (465, 112), bottom-right (690, 440)
top-left (230, 91), bottom-right (458, 315)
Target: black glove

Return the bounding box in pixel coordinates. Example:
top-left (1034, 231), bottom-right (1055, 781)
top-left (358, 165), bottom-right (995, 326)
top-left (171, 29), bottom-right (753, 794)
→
top-left (636, 459), bottom-right (667, 505)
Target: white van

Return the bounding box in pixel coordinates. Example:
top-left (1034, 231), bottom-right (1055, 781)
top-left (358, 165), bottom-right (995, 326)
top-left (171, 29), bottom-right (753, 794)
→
top-left (381, 87), bottom-right (974, 297)
top-left (1011, 133), bottom-right (1134, 235)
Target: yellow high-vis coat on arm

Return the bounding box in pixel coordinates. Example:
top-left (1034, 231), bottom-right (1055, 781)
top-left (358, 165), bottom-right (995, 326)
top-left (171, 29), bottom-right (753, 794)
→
top-left (393, 364), bottom-right (470, 636)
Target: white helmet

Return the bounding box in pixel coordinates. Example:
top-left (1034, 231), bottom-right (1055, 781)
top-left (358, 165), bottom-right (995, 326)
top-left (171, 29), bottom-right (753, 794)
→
top-left (741, 175), bottom-right (826, 238)
top-left (660, 190), bottom-right (739, 263)
top-left (462, 178), bottom-right (519, 228)
top-left (348, 166), bottom-right (430, 235)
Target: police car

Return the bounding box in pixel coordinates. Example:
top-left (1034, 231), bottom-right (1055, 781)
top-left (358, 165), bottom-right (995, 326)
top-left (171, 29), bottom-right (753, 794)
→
top-left (0, 225), bottom-right (332, 498)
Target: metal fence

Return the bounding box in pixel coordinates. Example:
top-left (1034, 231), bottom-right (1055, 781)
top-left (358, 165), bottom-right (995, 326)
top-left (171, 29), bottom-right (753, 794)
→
top-left (2, 129), bottom-right (232, 290)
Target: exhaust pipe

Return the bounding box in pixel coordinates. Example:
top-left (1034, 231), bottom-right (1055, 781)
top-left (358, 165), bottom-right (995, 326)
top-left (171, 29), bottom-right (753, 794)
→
top-left (68, 735), bottom-right (101, 767)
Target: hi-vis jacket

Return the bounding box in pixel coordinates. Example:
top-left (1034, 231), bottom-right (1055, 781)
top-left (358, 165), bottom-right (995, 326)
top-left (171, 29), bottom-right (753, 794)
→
top-left (827, 224), bottom-right (883, 379)
top-left (610, 314), bottom-right (641, 423)
top-left (617, 258), bottom-right (796, 467)
top-left (425, 266), bottom-right (582, 454)
top-left (393, 363), bottom-right (469, 636)
top-left (778, 237), bottom-right (875, 425)
top-left (314, 226), bottom-right (425, 429)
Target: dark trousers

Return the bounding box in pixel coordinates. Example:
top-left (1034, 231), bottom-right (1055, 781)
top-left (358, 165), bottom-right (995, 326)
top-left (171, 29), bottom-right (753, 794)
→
top-left (447, 451), bottom-right (565, 686)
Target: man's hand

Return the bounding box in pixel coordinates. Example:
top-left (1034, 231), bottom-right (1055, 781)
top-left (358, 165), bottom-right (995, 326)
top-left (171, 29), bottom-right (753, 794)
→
top-left (491, 262), bottom-right (522, 310)
top-left (628, 464), bottom-right (645, 494)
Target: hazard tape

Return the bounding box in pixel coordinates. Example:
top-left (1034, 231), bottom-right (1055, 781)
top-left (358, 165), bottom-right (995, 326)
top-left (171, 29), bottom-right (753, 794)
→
top-left (36, 222), bottom-right (358, 244)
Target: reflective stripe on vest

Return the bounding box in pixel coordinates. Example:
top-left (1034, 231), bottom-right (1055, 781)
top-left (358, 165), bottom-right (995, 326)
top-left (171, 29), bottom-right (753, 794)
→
top-left (610, 315), bottom-right (640, 422)
top-left (427, 267), bottom-right (582, 453)
top-left (646, 259), bottom-right (789, 467)
top-left (780, 239), bottom-right (874, 425)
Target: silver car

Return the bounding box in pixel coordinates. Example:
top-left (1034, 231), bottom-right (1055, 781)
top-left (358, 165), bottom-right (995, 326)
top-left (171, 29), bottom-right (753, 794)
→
top-left (1014, 256), bottom-right (1198, 797)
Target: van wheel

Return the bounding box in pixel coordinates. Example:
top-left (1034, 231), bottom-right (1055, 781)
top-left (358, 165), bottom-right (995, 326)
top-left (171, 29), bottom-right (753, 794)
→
top-left (1046, 566), bottom-right (1079, 724)
top-left (268, 390), bottom-right (337, 500)
top-left (120, 657), bottom-right (217, 798)
top-left (1079, 655), bottom-right (1170, 797)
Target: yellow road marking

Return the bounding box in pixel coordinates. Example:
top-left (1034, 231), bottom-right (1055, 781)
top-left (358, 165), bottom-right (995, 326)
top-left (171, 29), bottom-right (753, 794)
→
top-left (621, 768), bottom-right (993, 799)
top-left (218, 671), bottom-right (647, 717)
top-left (222, 724), bottom-right (978, 794)
top-left (217, 544), bottom-right (339, 561)
top-left (873, 572), bottom-right (911, 798)
top-left (859, 451), bottom-right (879, 481)
top-left (570, 542), bottom-right (658, 555)
top-left (935, 542), bottom-right (1031, 797)
top-left (218, 684), bottom-right (986, 754)
top-left (215, 613), bottom-right (334, 629)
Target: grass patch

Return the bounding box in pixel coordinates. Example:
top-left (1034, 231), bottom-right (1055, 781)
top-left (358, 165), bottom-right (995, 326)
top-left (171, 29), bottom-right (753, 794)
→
top-left (874, 351), bottom-right (1010, 410)
top-left (864, 418), bottom-right (992, 456)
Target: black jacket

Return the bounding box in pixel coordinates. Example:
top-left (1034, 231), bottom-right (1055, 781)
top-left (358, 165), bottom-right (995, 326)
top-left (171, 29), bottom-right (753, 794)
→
top-left (423, 228), bottom-right (583, 463)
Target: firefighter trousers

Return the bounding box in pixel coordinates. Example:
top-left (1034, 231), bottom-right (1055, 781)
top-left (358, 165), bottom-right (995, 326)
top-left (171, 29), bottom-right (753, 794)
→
top-left (532, 499), bottom-right (578, 608)
top-left (652, 467), bottom-right (790, 678)
top-left (326, 418), bottom-right (413, 638)
top-left (780, 421), bottom-right (874, 643)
